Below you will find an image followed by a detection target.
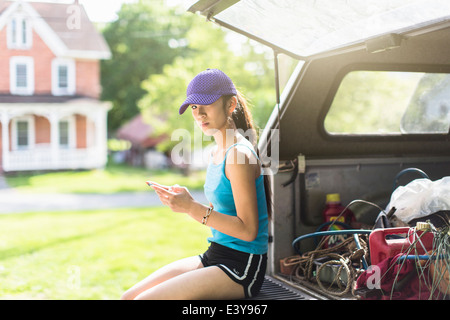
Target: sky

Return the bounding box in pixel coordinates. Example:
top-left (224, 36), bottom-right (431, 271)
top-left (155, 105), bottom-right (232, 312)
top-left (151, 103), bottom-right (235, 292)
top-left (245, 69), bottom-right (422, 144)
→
top-left (21, 0), bottom-right (262, 56)
top-left (78, 0), bottom-right (189, 22)
top-left (23, 0), bottom-right (190, 22)
top-left (21, 0), bottom-right (137, 22)
top-left (23, 0), bottom-right (146, 22)
top-left (78, 0), bottom-right (138, 22)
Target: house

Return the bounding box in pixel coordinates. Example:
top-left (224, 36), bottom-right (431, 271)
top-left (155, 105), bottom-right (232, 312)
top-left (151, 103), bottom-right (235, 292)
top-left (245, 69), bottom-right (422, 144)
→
top-left (0, 0), bottom-right (111, 172)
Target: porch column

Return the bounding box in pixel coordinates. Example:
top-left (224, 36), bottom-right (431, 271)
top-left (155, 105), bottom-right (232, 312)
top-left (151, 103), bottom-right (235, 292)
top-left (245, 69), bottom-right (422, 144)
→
top-left (1, 112), bottom-right (10, 171)
top-left (50, 113), bottom-right (60, 167)
top-left (95, 109), bottom-right (108, 168)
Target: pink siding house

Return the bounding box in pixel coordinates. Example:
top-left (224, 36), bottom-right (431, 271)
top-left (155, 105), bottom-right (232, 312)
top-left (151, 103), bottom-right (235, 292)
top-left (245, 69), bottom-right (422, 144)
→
top-left (0, 0), bottom-right (111, 172)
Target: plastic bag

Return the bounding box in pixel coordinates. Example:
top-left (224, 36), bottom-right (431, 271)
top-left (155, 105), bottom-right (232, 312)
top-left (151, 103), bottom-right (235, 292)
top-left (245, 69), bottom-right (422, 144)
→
top-left (386, 176), bottom-right (450, 223)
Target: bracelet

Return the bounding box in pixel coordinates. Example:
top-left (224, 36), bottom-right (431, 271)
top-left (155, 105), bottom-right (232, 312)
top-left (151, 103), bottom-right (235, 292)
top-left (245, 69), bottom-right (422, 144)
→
top-left (202, 206), bottom-right (213, 225)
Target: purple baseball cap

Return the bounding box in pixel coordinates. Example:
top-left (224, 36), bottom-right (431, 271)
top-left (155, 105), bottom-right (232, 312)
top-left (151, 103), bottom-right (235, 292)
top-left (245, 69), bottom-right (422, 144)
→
top-left (179, 69), bottom-right (237, 115)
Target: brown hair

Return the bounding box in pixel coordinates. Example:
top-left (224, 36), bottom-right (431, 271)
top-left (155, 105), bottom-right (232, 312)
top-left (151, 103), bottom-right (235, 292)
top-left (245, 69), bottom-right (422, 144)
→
top-left (223, 92), bottom-right (273, 219)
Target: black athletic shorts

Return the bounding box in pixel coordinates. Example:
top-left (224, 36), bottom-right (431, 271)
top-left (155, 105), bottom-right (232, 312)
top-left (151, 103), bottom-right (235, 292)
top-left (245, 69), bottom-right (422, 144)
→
top-left (199, 242), bottom-right (267, 298)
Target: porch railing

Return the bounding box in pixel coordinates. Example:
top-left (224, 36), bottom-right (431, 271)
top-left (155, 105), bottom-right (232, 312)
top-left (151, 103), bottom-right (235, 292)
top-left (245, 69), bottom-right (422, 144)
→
top-left (4, 146), bottom-right (107, 172)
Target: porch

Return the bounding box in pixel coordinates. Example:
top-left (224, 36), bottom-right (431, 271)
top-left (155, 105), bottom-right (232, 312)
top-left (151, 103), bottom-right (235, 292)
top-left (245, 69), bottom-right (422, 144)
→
top-left (5, 146), bottom-right (105, 171)
top-left (0, 97), bottom-right (111, 172)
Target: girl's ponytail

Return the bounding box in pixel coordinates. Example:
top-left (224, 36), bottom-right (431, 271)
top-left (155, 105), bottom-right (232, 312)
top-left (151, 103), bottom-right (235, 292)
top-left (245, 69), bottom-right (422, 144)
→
top-left (223, 92), bottom-right (273, 219)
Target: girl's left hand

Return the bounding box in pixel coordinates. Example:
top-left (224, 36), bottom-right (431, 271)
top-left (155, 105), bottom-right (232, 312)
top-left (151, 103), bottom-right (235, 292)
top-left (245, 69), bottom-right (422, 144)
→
top-left (151, 184), bottom-right (195, 214)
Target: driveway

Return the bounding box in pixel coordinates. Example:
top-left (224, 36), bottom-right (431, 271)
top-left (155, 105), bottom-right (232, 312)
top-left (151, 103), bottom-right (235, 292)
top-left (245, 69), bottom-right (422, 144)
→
top-left (0, 188), bottom-right (208, 214)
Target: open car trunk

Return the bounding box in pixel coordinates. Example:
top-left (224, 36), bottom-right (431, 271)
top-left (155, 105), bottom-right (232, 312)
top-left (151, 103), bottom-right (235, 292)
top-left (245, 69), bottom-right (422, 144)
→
top-left (187, 0), bottom-right (450, 300)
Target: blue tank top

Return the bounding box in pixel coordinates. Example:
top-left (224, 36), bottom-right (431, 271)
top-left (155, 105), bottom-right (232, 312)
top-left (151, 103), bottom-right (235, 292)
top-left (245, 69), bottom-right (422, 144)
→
top-left (203, 140), bottom-right (269, 255)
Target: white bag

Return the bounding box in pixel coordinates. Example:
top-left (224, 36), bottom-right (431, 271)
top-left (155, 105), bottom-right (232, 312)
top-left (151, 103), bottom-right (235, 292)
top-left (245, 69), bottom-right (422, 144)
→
top-left (386, 176), bottom-right (450, 223)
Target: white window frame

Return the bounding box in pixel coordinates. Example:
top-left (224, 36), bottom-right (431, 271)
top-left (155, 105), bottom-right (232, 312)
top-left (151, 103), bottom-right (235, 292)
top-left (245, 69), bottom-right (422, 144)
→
top-left (10, 56), bottom-right (34, 95)
top-left (11, 116), bottom-right (35, 151)
top-left (51, 58), bottom-right (76, 96)
top-left (58, 116), bottom-right (76, 149)
top-left (7, 15), bottom-right (32, 49)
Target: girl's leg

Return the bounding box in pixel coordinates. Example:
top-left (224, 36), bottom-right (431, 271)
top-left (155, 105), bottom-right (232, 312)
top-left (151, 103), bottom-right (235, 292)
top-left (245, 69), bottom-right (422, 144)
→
top-left (121, 255), bottom-right (204, 300)
top-left (134, 265), bottom-right (245, 300)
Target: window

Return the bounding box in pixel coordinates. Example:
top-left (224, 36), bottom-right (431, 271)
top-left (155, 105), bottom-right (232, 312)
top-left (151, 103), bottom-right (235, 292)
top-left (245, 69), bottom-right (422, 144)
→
top-left (12, 116), bottom-right (34, 150)
top-left (52, 59), bottom-right (76, 96)
top-left (58, 65), bottom-right (68, 89)
top-left (324, 71), bottom-right (450, 135)
top-left (58, 117), bottom-right (76, 149)
top-left (11, 18), bottom-right (16, 44)
top-left (202, 0), bottom-right (450, 58)
top-left (7, 16), bottom-right (32, 49)
top-left (59, 121), bottom-right (69, 147)
top-left (17, 121), bottom-right (29, 147)
top-left (16, 64), bottom-right (28, 88)
top-left (10, 56), bottom-right (34, 95)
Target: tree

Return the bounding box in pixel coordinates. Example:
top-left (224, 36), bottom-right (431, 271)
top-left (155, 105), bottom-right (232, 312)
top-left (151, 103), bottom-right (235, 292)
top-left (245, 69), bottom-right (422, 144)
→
top-left (138, 18), bottom-right (278, 153)
top-left (100, 0), bottom-right (195, 132)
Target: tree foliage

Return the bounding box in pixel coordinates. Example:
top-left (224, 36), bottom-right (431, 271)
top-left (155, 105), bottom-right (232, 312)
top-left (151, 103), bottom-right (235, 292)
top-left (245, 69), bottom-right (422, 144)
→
top-left (100, 0), bottom-right (195, 132)
top-left (139, 19), bottom-right (277, 152)
top-left (101, 1), bottom-right (296, 151)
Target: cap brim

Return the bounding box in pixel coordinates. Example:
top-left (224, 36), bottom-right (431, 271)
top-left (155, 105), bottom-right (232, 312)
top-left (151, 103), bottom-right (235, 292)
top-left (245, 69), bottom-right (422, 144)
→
top-left (179, 94), bottom-right (222, 115)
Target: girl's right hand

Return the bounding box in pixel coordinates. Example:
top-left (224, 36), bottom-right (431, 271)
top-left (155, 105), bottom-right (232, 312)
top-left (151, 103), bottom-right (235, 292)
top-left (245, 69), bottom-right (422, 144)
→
top-left (146, 181), bottom-right (171, 191)
top-left (151, 183), bottom-right (195, 214)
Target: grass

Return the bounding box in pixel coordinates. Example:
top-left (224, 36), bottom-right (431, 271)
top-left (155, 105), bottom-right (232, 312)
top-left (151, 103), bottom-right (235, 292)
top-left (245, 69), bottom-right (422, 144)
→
top-left (1, 162), bottom-right (209, 299)
top-left (0, 207), bottom-right (211, 300)
top-left (5, 162), bottom-right (206, 194)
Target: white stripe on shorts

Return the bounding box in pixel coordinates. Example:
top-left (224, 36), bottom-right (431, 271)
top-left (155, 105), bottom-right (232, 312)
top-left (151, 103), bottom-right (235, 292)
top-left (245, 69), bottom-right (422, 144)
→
top-left (219, 253), bottom-right (253, 281)
top-left (247, 254), bottom-right (263, 297)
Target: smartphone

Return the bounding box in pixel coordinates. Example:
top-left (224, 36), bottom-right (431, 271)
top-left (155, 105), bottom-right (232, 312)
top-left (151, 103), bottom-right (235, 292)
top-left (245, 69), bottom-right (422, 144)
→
top-left (146, 181), bottom-right (170, 190)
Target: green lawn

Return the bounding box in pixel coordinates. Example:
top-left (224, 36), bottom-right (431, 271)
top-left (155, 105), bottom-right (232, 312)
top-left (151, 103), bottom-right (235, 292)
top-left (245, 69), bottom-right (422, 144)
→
top-left (5, 163), bottom-right (206, 194)
top-left (0, 207), bottom-right (211, 300)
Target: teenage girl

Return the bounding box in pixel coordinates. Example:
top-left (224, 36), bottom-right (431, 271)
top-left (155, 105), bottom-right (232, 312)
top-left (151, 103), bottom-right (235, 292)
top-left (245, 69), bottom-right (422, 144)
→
top-left (121, 69), bottom-right (271, 300)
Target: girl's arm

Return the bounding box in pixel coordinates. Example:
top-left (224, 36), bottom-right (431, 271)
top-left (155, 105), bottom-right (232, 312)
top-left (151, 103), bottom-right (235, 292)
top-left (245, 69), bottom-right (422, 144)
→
top-left (152, 148), bottom-right (260, 242)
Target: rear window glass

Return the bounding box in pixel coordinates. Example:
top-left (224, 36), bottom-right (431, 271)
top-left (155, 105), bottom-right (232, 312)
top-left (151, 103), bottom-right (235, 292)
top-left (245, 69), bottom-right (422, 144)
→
top-left (206, 0), bottom-right (450, 58)
top-left (324, 71), bottom-right (450, 135)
